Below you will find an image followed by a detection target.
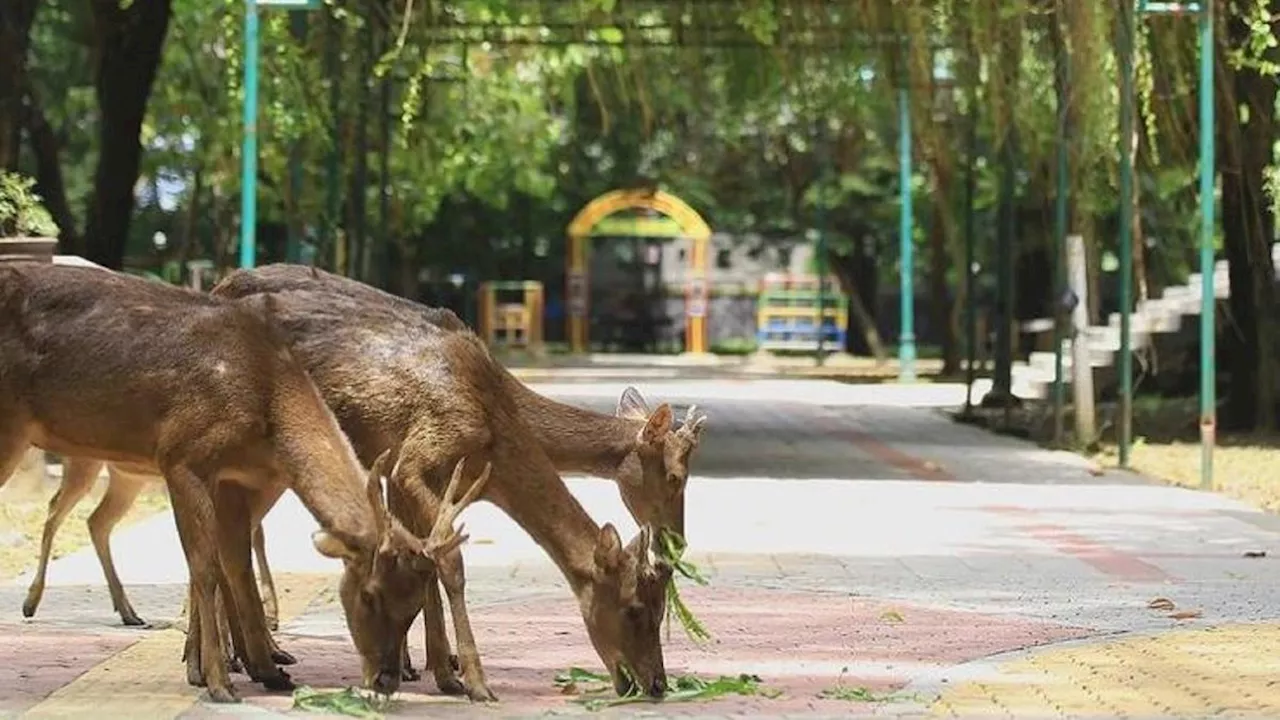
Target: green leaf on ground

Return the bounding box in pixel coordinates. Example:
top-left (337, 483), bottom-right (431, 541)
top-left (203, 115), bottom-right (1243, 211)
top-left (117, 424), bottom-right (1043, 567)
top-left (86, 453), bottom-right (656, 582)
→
top-left (291, 686), bottom-right (392, 718)
top-left (556, 669), bottom-right (781, 711)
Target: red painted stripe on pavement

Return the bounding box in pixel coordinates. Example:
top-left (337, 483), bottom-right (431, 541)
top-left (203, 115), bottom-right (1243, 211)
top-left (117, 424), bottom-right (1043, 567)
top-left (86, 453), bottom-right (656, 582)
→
top-left (981, 505), bottom-right (1174, 582)
top-left (839, 429), bottom-right (956, 482)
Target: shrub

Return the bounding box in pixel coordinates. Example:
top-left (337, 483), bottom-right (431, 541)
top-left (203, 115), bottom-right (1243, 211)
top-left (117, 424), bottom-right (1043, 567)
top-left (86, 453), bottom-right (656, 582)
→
top-left (0, 171), bottom-right (59, 239)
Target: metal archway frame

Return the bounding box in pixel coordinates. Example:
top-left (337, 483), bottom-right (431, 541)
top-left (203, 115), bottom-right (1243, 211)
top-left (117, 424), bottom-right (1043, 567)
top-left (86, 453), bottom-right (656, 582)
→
top-left (565, 189), bottom-right (713, 354)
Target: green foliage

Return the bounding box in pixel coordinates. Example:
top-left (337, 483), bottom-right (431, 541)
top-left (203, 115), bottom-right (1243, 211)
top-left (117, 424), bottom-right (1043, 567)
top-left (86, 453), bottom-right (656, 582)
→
top-left (0, 173), bottom-right (59, 239)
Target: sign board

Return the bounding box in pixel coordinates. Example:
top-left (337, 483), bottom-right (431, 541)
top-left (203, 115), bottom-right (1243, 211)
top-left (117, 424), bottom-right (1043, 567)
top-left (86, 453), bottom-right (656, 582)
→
top-left (567, 271), bottom-right (588, 317)
top-left (686, 276), bottom-right (709, 318)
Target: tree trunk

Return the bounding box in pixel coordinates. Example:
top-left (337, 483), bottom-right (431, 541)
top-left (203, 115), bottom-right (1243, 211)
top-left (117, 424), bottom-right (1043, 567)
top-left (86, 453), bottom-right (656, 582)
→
top-left (1217, 3), bottom-right (1278, 431)
top-left (84, 0), bottom-right (173, 270)
top-left (1128, 117), bottom-right (1150, 303)
top-left (22, 87), bottom-right (81, 251)
top-left (0, 0), bottom-right (38, 171)
top-left (926, 181), bottom-right (960, 373)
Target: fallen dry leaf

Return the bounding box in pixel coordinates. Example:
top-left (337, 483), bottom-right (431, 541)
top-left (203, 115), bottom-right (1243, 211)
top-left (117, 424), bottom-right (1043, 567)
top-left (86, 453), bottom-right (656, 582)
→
top-left (1243, 550), bottom-right (1267, 558)
top-left (1147, 597), bottom-right (1176, 611)
top-left (880, 609), bottom-right (905, 624)
top-left (922, 461), bottom-right (942, 472)
top-left (1169, 609), bottom-right (1202, 620)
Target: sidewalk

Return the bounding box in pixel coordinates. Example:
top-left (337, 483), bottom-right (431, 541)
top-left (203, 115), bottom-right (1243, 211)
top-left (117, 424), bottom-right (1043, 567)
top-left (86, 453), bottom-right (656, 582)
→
top-left (5, 379), bottom-right (1280, 718)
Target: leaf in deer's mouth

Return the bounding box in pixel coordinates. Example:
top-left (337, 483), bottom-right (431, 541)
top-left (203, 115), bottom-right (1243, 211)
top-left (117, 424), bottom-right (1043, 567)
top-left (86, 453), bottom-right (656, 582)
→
top-left (657, 528), bottom-right (712, 644)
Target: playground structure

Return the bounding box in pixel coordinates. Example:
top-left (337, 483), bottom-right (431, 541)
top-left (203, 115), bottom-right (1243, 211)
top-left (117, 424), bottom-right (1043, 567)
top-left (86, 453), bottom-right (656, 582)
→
top-left (477, 280), bottom-right (545, 353)
top-left (755, 273), bottom-right (849, 353)
top-left (566, 188), bottom-right (712, 355)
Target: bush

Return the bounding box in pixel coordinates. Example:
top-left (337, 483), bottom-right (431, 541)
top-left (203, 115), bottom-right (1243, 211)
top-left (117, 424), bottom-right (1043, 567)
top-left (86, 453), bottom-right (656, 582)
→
top-left (0, 171), bottom-right (58, 239)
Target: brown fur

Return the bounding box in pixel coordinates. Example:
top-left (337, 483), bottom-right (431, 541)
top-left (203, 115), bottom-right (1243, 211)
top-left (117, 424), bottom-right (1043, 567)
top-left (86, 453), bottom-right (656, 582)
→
top-left (0, 263), bottom-right (479, 702)
top-left (210, 270), bottom-right (675, 701)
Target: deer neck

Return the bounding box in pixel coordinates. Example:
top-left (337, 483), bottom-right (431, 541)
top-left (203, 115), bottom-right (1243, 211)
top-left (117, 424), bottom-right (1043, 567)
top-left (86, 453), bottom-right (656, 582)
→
top-left (502, 371), bottom-right (639, 479)
top-left (270, 368), bottom-right (379, 549)
top-left (488, 440), bottom-right (601, 593)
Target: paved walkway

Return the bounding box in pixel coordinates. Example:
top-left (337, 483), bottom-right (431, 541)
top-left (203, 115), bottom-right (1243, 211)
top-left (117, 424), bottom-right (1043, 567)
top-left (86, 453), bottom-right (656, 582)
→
top-left (4, 378), bottom-right (1279, 719)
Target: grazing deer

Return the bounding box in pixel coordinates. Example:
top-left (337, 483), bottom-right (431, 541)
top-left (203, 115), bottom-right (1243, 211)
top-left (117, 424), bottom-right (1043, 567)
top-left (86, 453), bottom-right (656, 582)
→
top-left (209, 274), bottom-right (675, 701)
top-left (207, 263), bottom-right (707, 682)
top-left (17, 456), bottom-right (282, 632)
top-left (0, 263), bottom-right (482, 702)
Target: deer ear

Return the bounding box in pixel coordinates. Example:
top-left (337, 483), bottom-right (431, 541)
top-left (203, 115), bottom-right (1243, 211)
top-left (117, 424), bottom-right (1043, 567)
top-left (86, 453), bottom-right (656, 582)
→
top-left (312, 531), bottom-right (360, 561)
top-left (637, 403), bottom-right (673, 445)
top-left (593, 523), bottom-right (625, 577)
top-left (616, 386), bottom-right (650, 419)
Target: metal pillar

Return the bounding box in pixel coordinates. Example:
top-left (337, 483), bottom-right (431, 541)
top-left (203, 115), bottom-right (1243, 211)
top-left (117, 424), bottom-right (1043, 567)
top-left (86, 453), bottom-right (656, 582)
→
top-left (1196, 2), bottom-right (1216, 489)
top-left (1052, 8), bottom-right (1070, 445)
top-left (816, 120), bottom-right (829, 366)
top-left (1117, 0), bottom-right (1136, 467)
top-left (898, 86), bottom-right (916, 382)
top-left (238, 0), bottom-right (261, 269)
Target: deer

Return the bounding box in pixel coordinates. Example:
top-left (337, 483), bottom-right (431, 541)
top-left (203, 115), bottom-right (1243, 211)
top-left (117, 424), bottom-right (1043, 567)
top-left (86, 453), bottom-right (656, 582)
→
top-left (206, 263), bottom-right (708, 683)
top-left (17, 456), bottom-right (283, 632)
top-left (0, 262), bottom-right (485, 702)
top-left (208, 274), bottom-right (676, 702)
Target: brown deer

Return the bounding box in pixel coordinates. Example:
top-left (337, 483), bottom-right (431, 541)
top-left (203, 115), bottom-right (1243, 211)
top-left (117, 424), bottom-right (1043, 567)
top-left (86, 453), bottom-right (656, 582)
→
top-left (209, 274), bottom-right (675, 701)
top-left (0, 263), bottom-right (482, 702)
top-left (207, 263), bottom-right (707, 682)
top-left (18, 456), bottom-right (282, 633)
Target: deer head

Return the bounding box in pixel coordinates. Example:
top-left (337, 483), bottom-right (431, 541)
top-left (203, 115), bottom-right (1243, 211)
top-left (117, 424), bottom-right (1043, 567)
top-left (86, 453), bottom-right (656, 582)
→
top-left (614, 387), bottom-right (707, 537)
top-left (312, 451), bottom-right (489, 695)
top-left (581, 523), bottom-right (673, 698)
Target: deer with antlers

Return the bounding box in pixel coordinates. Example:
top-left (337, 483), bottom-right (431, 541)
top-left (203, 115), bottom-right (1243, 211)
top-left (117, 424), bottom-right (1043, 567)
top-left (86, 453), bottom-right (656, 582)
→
top-left (0, 263), bottom-right (485, 702)
top-left (209, 271), bottom-right (677, 701)
top-left (210, 264), bottom-right (708, 685)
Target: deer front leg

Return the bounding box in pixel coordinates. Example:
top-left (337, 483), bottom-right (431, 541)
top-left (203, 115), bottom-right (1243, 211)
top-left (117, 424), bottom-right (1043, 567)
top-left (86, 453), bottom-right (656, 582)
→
top-left (252, 524), bottom-right (279, 632)
top-left (164, 463), bottom-right (237, 703)
top-left (216, 483), bottom-right (293, 692)
top-left (87, 464), bottom-right (149, 626)
top-left (23, 456), bottom-right (100, 620)
top-left (436, 545), bottom-right (495, 702)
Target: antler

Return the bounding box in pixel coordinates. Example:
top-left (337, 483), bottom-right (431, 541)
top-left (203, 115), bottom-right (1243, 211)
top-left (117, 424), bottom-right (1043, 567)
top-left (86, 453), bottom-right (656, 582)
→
top-left (678, 405), bottom-right (707, 441)
top-left (365, 449), bottom-right (396, 535)
top-left (422, 457), bottom-right (493, 559)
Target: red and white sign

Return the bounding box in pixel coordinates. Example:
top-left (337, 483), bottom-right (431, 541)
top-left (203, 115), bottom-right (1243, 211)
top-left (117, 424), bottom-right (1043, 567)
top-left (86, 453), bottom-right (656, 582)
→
top-left (686, 276), bottom-right (709, 318)
top-left (567, 271), bottom-right (588, 317)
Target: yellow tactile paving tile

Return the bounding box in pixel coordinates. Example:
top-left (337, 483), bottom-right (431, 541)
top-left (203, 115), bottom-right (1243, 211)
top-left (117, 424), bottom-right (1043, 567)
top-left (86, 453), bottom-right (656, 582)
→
top-left (933, 622), bottom-right (1280, 718)
top-left (24, 573), bottom-right (334, 719)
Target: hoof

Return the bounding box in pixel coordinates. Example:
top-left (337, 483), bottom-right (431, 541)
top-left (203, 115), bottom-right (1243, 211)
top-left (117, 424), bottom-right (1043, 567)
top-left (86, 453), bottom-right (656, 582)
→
top-left (466, 684), bottom-right (499, 703)
top-left (271, 649), bottom-right (297, 666)
top-left (204, 687), bottom-right (240, 704)
top-left (435, 675), bottom-right (467, 697)
top-left (187, 669), bottom-right (206, 688)
top-left (401, 665), bottom-right (422, 682)
top-left (121, 613), bottom-right (147, 627)
top-left (20, 601), bottom-right (36, 619)
top-left (228, 657), bottom-right (245, 675)
top-left (258, 670), bottom-right (295, 692)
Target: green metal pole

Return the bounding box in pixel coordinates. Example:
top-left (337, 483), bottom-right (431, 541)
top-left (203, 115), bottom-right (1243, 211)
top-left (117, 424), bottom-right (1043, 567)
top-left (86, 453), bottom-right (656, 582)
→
top-left (1198, 1), bottom-right (1216, 489)
top-left (898, 86), bottom-right (916, 382)
top-left (1052, 9), bottom-right (1070, 446)
top-left (1117, 0), bottom-right (1135, 467)
top-left (239, 0), bottom-right (261, 269)
top-left (816, 119), bottom-right (829, 367)
top-left (962, 68), bottom-right (978, 412)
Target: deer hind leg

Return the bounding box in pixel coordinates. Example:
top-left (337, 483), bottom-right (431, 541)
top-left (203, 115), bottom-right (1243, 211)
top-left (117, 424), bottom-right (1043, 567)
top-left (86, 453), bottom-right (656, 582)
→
top-left (216, 482), bottom-right (293, 692)
top-left (164, 463), bottom-right (237, 703)
top-left (87, 464), bottom-right (150, 626)
top-left (23, 456), bottom-right (101, 620)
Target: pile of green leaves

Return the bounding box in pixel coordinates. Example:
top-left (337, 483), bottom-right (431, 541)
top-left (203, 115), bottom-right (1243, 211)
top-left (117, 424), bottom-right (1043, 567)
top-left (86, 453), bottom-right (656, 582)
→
top-left (291, 686), bottom-right (393, 719)
top-left (0, 172), bottom-right (58, 239)
top-left (554, 667), bottom-right (779, 711)
top-left (657, 528), bottom-right (712, 643)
